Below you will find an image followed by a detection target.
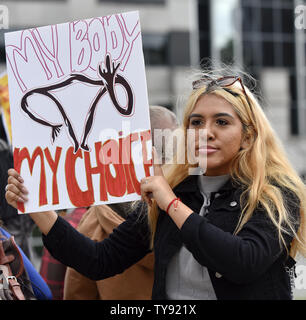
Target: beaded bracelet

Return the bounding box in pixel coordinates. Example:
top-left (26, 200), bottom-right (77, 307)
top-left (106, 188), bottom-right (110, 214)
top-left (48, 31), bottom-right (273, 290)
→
top-left (166, 197), bottom-right (180, 214)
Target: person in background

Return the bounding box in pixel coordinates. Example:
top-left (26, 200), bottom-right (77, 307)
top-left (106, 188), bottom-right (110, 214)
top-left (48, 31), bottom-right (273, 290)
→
top-left (149, 105), bottom-right (179, 163)
top-left (0, 222), bottom-right (52, 300)
top-left (0, 138), bottom-right (35, 261)
top-left (63, 105), bottom-right (179, 300)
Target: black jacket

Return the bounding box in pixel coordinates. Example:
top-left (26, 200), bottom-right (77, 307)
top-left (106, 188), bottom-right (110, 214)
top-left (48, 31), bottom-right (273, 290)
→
top-left (43, 175), bottom-right (299, 300)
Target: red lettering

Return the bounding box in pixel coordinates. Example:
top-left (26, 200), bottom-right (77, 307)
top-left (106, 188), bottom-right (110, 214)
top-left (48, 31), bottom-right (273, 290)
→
top-left (100, 139), bottom-right (126, 197)
top-left (13, 129), bottom-right (150, 212)
top-left (122, 132), bottom-right (141, 195)
top-left (119, 134), bottom-right (135, 195)
top-left (65, 147), bottom-right (94, 207)
top-left (84, 142), bottom-right (108, 201)
top-left (13, 147), bottom-right (47, 213)
top-left (44, 147), bottom-right (62, 205)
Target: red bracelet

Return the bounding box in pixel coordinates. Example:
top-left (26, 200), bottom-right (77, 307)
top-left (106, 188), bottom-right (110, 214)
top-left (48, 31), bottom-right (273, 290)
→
top-left (166, 197), bottom-right (180, 214)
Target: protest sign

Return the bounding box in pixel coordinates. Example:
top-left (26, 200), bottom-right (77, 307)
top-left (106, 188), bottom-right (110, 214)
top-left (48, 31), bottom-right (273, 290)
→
top-left (5, 11), bottom-right (152, 213)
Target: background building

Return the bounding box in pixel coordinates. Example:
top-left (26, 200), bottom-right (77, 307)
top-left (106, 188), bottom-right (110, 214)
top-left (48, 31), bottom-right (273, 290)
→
top-left (0, 0), bottom-right (305, 299)
top-left (198, 0), bottom-right (306, 178)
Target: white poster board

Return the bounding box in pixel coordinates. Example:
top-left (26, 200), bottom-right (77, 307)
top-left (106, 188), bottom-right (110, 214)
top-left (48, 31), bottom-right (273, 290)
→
top-left (5, 11), bottom-right (152, 213)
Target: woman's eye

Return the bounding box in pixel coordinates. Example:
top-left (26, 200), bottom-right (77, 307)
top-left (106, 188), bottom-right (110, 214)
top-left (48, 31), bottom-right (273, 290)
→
top-left (190, 119), bottom-right (203, 127)
top-left (216, 119), bottom-right (228, 126)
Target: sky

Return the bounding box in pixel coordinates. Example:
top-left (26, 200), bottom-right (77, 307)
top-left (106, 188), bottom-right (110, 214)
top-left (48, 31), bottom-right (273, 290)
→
top-left (212, 0), bottom-right (239, 49)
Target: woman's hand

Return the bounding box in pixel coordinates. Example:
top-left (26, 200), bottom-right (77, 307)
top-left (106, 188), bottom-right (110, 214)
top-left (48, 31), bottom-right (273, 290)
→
top-left (141, 148), bottom-right (193, 229)
top-left (5, 168), bottom-right (58, 235)
top-left (5, 168), bottom-right (28, 209)
top-left (140, 148), bottom-right (176, 211)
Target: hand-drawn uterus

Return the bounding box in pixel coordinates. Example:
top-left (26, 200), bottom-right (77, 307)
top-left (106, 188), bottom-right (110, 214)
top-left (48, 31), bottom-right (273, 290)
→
top-left (20, 54), bottom-right (134, 153)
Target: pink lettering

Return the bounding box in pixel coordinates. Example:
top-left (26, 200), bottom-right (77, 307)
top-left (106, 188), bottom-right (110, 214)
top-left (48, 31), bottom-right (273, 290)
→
top-left (32, 25), bottom-right (64, 79)
top-left (88, 18), bottom-right (107, 71)
top-left (6, 29), bottom-right (52, 92)
top-left (117, 14), bottom-right (141, 71)
top-left (5, 13), bottom-right (141, 92)
top-left (103, 15), bottom-right (124, 62)
top-left (69, 21), bottom-right (92, 72)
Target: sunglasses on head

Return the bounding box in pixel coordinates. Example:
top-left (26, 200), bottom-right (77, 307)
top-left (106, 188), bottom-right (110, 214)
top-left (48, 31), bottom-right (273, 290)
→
top-left (192, 75), bottom-right (252, 111)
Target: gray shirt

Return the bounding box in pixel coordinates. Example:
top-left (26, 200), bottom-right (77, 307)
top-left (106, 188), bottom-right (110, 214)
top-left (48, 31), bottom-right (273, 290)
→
top-left (165, 174), bottom-right (229, 300)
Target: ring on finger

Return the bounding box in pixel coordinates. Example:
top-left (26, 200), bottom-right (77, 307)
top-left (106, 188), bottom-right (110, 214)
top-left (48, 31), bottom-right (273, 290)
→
top-left (5, 184), bottom-right (9, 192)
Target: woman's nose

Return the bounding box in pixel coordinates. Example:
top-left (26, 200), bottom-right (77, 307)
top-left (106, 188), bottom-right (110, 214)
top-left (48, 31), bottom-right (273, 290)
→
top-left (206, 125), bottom-right (215, 140)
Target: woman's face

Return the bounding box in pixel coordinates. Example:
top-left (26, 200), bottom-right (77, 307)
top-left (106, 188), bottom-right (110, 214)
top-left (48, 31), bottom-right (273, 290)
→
top-left (188, 93), bottom-right (245, 176)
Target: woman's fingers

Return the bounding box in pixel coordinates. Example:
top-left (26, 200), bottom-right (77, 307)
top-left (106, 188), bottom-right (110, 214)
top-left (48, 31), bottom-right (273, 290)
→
top-left (5, 189), bottom-right (23, 210)
top-left (7, 175), bottom-right (28, 197)
top-left (8, 168), bottom-right (24, 183)
top-left (7, 169), bottom-right (28, 192)
top-left (5, 190), bottom-right (16, 208)
top-left (6, 168), bottom-right (28, 209)
top-left (7, 174), bottom-right (27, 193)
top-left (6, 189), bottom-right (25, 203)
top-left (140, 178), bottom-right (153, 206)
top-left (6, 183), bottom-right (28, 201)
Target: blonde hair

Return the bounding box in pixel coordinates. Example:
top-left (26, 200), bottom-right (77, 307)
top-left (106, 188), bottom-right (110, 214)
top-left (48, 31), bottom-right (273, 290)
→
top-left (148, 71), bottom-right (306, 259)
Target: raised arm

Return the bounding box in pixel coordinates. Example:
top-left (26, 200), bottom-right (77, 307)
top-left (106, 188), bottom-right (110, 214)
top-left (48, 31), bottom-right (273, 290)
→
top-left (5, 168), bottom-right (151, 280)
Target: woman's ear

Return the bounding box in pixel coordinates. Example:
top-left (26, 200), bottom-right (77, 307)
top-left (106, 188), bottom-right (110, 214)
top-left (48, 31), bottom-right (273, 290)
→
top-left (241, 134), bottom-right (251, 149)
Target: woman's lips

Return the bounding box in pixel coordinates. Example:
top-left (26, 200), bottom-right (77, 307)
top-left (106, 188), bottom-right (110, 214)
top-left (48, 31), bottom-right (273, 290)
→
top-left (197, 146), bottom-right (218, 155)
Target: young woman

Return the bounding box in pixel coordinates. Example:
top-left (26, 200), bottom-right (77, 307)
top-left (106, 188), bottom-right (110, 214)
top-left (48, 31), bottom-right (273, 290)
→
top-left (5, 72), bottom-right (306, 300)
